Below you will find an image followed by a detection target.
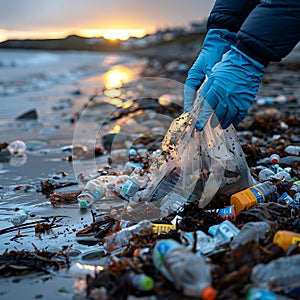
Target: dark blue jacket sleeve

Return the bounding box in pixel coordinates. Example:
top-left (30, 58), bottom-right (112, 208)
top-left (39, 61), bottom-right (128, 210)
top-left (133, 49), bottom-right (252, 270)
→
top-left (236, 0), bottom-right (300, 66)
top-left (207, 0), bottom-right (300, 66)
top-left (207, 0), bottom-right (260, 32)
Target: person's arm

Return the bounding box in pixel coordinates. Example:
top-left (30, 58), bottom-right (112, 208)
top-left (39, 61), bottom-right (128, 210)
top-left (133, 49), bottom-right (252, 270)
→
top-left (184, 0), bottom-right (259, 112)
top-left (236, 0), bottom-right (300, 66)
top-left (207, 0), bottom-right (259, 32)
top-left (197, 0), bottom-right (300, 130)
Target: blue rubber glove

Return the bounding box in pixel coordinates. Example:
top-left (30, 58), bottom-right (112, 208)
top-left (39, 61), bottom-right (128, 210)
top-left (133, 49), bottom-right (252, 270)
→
top-left (196, 46), bottom-right (265, 130)
top-left (184, 29), bottom-right (236, 112)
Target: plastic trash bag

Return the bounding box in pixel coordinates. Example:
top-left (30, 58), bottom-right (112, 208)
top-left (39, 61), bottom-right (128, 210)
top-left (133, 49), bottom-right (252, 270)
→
top-left (139, 95), bottom-right (253, 210)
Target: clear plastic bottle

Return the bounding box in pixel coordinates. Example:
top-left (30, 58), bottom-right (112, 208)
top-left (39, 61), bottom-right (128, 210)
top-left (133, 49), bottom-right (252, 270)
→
top-left (153, 239), bottom-right (217, 300)
top-left (230, 181), bottom-right (278, 214)
top-left (10, 209), bottom-right (30, 226)
top-left (120, 167), bottom-right (148, 201)
top-left (77, 178), bottom-right (106, 208)
top-left (77, 175), bottom-right (128, 208)
top-left (271, 170), bottom-right (291, 181)
top-left (285, 145), bottom-right (300, 156)
top-left (247, 288), bottom-right (290, 300)
top-left (212, 220), bottom-right (240, 245)
top-left (7, 140), bottom-right (26, 156)
top-left (295, 192), bottom-right (300, 205)
top-left (258, 168), bottom-right (276, 182)
top-left (159, 191), bottom-right (191, 217)
top-left (251, 254), bottom-right (300, 292)
top-left (147, 167), bottom-right (181, 202)
top-left (230, 221), bottom-right (271, 250)
top-left (104, 220), bottom-right (153, 253)
top-left (128, 272), bottom-right (154, 291)
top-left (270, 154), bottom-right (280, 165)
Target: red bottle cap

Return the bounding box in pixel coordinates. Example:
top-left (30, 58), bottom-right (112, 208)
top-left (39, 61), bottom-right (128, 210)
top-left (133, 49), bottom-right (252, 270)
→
top-left (201, 286), bottom-right (217, 300)
top-left (270, 154), bottom-right (280, 164)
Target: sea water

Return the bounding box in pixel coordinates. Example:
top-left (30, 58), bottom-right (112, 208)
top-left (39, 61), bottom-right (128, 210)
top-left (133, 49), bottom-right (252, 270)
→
top-left (0, 48), bottom-right (145, 299)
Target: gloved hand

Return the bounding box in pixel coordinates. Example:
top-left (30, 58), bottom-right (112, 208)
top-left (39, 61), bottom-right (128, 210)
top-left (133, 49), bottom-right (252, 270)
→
top-left (184, 29), bottom-right (236, 112)
top-left (196, 46), bottom-right (265, 130)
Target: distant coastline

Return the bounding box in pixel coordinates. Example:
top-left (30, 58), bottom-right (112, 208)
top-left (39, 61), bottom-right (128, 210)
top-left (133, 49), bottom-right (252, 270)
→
top-left (0, 29), bottom-right (206, 59)
top-left (0, 34), bottom-right (122, 52)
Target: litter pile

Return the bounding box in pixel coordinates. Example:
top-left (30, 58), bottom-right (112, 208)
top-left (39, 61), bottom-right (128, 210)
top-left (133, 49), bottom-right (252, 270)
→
top-left (1, 94), bottom-right (300, 300)
top-left (69, 100), bottom-right (300, 300)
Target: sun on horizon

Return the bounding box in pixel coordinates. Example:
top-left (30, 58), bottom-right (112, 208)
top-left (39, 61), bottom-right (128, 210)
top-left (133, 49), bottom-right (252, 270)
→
top-left (78, 29), bottom-right (147, 40)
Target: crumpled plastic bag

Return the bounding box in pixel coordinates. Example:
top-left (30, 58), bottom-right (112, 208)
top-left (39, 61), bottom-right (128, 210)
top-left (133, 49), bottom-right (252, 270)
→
top-left (139, 95), bottom-right (254, 210)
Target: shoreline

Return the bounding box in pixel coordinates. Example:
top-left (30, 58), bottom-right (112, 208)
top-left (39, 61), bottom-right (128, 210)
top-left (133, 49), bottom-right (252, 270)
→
top-left (0, 42), bottom-right (300, 300)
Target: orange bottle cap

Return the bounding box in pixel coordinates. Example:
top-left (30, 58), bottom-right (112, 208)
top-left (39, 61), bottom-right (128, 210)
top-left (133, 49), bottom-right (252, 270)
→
top-left (201, 286), bottom-right (217, 300)
top-left (133, 249), bottom-right (139, 257)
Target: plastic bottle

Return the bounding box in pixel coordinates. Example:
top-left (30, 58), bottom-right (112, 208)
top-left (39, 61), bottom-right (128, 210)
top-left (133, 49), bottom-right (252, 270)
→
top-left (123, 161), bottom-right (143, 173)
top-left (270, 154), bottom-right (280, 165)
top-left (277, 192), bottom-right (299, 209)
top-left (256, 97), bottom-right (276, 106)
top-left (230, 221), bottom-right (271, 250)
top-left (180, 230), bottom-right (218, 255)
top-left (120, 167), bottom-right (148, 201)
top-left (295, 192), bottom-right (300, 205)
top-left (159, 191), bottom-right (191, 217)
top-left (147, 167), bottom-right (181, 202)
top-left (271, 170), bottom-right (291, 181)
top-left (285, 145), bottom-right (300, 156)
top-left (230, 181), bottom-right (278, 214)
top-left (120, 177), bottom-right (140, 201)
top-left (153, 239), bottom-right (217, 300)
top-left (273, 230), bottom-right (300, 252)
top-left (258, 168), bottom-right (276, 182)
top-left (77, 178), bottom-right (106, 208)
top-left (290, 182), bottom-right (300, 193)
top-left (10, 209), bottom-right (30, 226)
top-left (251, 254), bottom-right (300, 292)
top-left (77, 175), bottom-right (128, 208)
top-left (128, 272), bottom-right (154, 291)
top-left (247, 288), bottom-right (290, 300)
top-left (7, 140), bottom-right (26, 156)
top-left (105, 220), bottom-right (153, 253)
top-left (210, 220), bottom-right (240, 245)
top-left (256, 96), bottom-right (287, 106)
top-left (128, 146), bottom-right (138, 160)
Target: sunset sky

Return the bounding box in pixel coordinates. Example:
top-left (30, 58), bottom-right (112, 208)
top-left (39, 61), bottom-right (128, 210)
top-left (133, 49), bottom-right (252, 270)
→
top-left (0, 0), bottom-right (214, 42)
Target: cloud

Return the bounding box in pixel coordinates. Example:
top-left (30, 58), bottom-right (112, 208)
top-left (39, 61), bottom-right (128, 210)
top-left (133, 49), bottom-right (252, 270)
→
top-left (0, 0), bottom-right (212, 33)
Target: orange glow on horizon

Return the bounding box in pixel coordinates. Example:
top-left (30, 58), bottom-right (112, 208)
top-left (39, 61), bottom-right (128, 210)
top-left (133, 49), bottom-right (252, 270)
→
top-left (78, 29), bottom-right (146, 40)
top-left (0, 28), bottom-right (147, 42)
top-left (0, 29), bottom-right (73, 42)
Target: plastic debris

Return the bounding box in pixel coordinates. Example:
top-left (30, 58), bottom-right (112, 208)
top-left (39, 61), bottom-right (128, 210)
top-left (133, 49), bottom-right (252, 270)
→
top-left (7, 140), bottom-right (26, 156)
top-left (251, 254), bottom-right (300, 293)
top-left (230, 181), bottom-right (278, 214)
top-left (10, 209), bottom-right (30, 226)
top-left (273, 230), bottom-right (300, 252)
top-left (230, 221), bottom-right (271, 250)
top-left (153, 239), bottom-right (217, 300)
